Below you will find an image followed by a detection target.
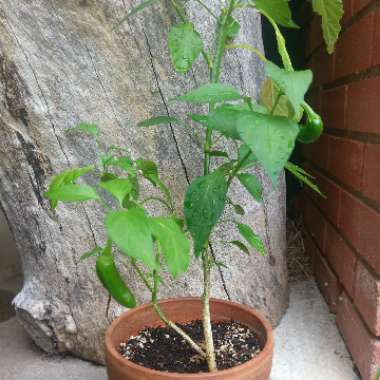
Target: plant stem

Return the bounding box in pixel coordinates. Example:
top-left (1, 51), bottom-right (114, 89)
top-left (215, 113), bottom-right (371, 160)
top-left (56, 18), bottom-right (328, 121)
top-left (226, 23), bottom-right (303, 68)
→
top-left (151, 304), bottom-right (206, 357)
top-left (194, 0), bottom-right (218, 19)
top-left (140, 196), bottom-right (173, 213)
top-left (261, 10), bottom-right (293, 71)
top-left (151, 271), bottom-right (206, 358)
top-left (227, 151), bottom-right (251, 186)
top-left (131, 259), bottom-right (153, 292)
top-left (171, 0), bottom-right (187, 21)
top-left (204, 2), bottom-right (235, 173)
top-left (131, 260), bottom-right (206, 358)
top-left (202, 249), bottom-right (217, 371)
top-left (201, 1), bottom-right (237, 372)
top-left (271, 92), bottom-right (283, 115)
top-left (225, 43), bottom-right (267, 63)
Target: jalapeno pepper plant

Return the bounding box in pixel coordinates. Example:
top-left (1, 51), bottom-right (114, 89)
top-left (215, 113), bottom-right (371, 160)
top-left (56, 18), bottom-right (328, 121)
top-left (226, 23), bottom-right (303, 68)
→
top-left (44, 131), bottom-right (206, 356)
top-left (44, 0), bottom-right (343, 373)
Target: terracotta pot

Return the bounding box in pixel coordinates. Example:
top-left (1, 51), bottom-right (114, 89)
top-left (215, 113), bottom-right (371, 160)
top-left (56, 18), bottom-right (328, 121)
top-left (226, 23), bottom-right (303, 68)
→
top-left (105, 298), bottom-right (274, 380)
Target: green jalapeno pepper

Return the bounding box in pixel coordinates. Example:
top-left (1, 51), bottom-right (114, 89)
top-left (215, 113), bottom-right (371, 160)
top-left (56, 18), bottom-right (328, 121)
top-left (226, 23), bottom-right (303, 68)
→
top-left (297, 102), bottom-right (324, 144)
top-left (96, 240), bottom-right (136, 308)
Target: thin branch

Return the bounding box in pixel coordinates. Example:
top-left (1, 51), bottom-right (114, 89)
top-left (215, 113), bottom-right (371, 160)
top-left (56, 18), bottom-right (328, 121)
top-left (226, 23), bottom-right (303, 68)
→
top-left (152, 303), bottom-right (206, 357)
top-left (194, 0), bottom-right (218, 19)
top-left (131, 259), bottom-right (206, 358)
top-left (227, 151), bottom-right (251, 186)
top-left (270, 92), bottom-right (283, 115)
top-left (225, 43), bottom-right (267, 63)
top-left (141, 196), bottom-right (173, 212)
top-left (131, 259), bottom-right (153, 292)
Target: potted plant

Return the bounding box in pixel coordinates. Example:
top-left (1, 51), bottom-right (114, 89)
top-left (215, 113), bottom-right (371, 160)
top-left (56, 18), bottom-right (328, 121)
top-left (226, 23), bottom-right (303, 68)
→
top-left (44, 0), bottom-right (343, 379)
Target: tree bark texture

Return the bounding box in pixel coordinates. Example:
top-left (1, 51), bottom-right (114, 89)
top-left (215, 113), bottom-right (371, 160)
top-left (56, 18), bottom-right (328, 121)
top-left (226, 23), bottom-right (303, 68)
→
top-left (0, 0), bottom-right (288, 363)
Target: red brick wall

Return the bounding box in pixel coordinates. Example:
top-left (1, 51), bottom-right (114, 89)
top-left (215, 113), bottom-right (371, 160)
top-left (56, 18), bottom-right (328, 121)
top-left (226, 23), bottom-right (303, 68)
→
top-left (301, 1), bottom-right (380, 379)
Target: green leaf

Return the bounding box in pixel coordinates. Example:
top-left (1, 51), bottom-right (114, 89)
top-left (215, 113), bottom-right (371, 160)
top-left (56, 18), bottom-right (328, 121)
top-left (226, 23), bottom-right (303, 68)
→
top-left (136, 159), bottom-right (159, 186)
top-left (113, 0), bottom-right (159, 30)
top-left (285, 162), bottom-right (325, 197)
top-left (237, 112), bottom-right (299, 185)
top-left (136, 159), bottom-right (158, 176)
top-left (237, 173), bottom-right (263, 202)
top-left (108, 156), bottom-right (136, 175)
top-left (188, 113), bottom-right (209, 125)
top-left (312, 0), bottom-right (343, 54)
top-left (226, 16), bottom-right (241, 39)
top-left (138, 116), bottom-right (178, 128)
top-left (253, 0), bottom-right (299, 28)
top-left (44, 166), bottom-right (94, 209)
top-left (260, 78), bottom-right (294, 118)
top-left (216, 162), bottom-right (235, 175)
top-left (209, 150), bottom-right (229, 158)
top-left (238, 144), bottom-right (257, 169)
top-left (168, 23), bottom-right (203, 74)
top-left (105, 208), bottom-right (156, 270)
top-left (206, 104), bottom-right (251, 140)
top-left (100, 154), bottom-right (113, 168)
top-left (80, 246), bottom-right (102, 261)
top-left (237, 223), bottom-right (266, 256)
top-left (184, 171), bottom-right (228, 256)
top-left (205, 103), bottom-right (267, 140)
top-left (230, 240), bottom-right (250, 255)
top-left (44, 184), bottom-right (100, 204)
top-left (122, 198), bottom-right (140, 209)
top-left (100, 178), bottom-right (132, 206)
top-left (148, 217), bottom-right (190, 278)
top-left (100, 172), bottom-right (118, 182)
top-left (247, 102), bottom-right (269, 115)
top-left (172, 83), bottom-right (242, 104)
top-left (66, 122), bottom-right (99, 137)
top-left (265, 62), bottom-right (313, 113)
top-left (197, 102), bottom-right (267, 140)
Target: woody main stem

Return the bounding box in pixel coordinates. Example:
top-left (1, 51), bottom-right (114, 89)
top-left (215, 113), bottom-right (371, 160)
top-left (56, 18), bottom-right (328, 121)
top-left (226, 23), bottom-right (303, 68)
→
top-left (202, 0), bottom-right (237, 372)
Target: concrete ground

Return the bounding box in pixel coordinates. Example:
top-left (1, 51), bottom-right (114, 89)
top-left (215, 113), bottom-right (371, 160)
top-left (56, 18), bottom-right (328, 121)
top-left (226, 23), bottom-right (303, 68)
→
top-left (271, 281), bottom-right (358, 380)
top-left (0, 278), bottom-right (358, 380)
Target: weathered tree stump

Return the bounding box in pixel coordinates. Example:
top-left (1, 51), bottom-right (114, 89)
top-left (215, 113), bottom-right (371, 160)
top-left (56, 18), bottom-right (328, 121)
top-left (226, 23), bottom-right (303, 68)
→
top-left (0, 0), bottom-right (288, 363)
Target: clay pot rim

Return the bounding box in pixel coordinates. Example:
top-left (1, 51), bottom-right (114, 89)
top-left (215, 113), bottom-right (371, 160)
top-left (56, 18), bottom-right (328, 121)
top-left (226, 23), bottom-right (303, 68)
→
top-left (105, 297), bottom-right (274, 378)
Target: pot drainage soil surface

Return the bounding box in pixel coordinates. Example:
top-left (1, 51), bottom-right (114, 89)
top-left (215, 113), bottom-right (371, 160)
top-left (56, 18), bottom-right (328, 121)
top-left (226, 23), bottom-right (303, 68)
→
top-left (0, 289), bottom-right (15, 322)
top-left (119, 320), bottom-right (262, 373)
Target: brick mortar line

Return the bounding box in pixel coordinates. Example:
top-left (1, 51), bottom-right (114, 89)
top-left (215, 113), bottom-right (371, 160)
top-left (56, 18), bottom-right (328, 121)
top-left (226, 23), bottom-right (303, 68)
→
top-left (306, 220), bottom-right (380, 342)
top-left (322, 128), bottom-right (380, 145)
top-left (302, 174), bottom-right (380, 282)
top-left (312, 250), bottom-right (380, 342)
top-left (341, 291), bottom-right (380, 341)
top-left (310, 230), bottom-right (345, 301)
top-left (323, 64), bottom-right (380, 91)
top-left (304, 217), bottom-right (353, 293)
top-left (307, 64), bottom-right (380, 93)
top-left (306, 159), bottom-right (380, 214)
top-left (360, 143), bottom-right (368, 191)
top-left (305, 0), bottom-right (380, 61)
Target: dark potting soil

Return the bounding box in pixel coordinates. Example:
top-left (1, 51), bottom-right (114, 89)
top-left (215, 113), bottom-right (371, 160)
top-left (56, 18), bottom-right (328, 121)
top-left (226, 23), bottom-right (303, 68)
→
top-left (119, 320), bottom-right (262, 373)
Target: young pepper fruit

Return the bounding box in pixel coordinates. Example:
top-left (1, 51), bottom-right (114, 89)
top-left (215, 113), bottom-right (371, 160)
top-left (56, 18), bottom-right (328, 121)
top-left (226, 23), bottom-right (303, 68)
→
top-left (297, 102), bottom-right (324, 144)
top-left (96, 240), bottom-right (136, 308)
